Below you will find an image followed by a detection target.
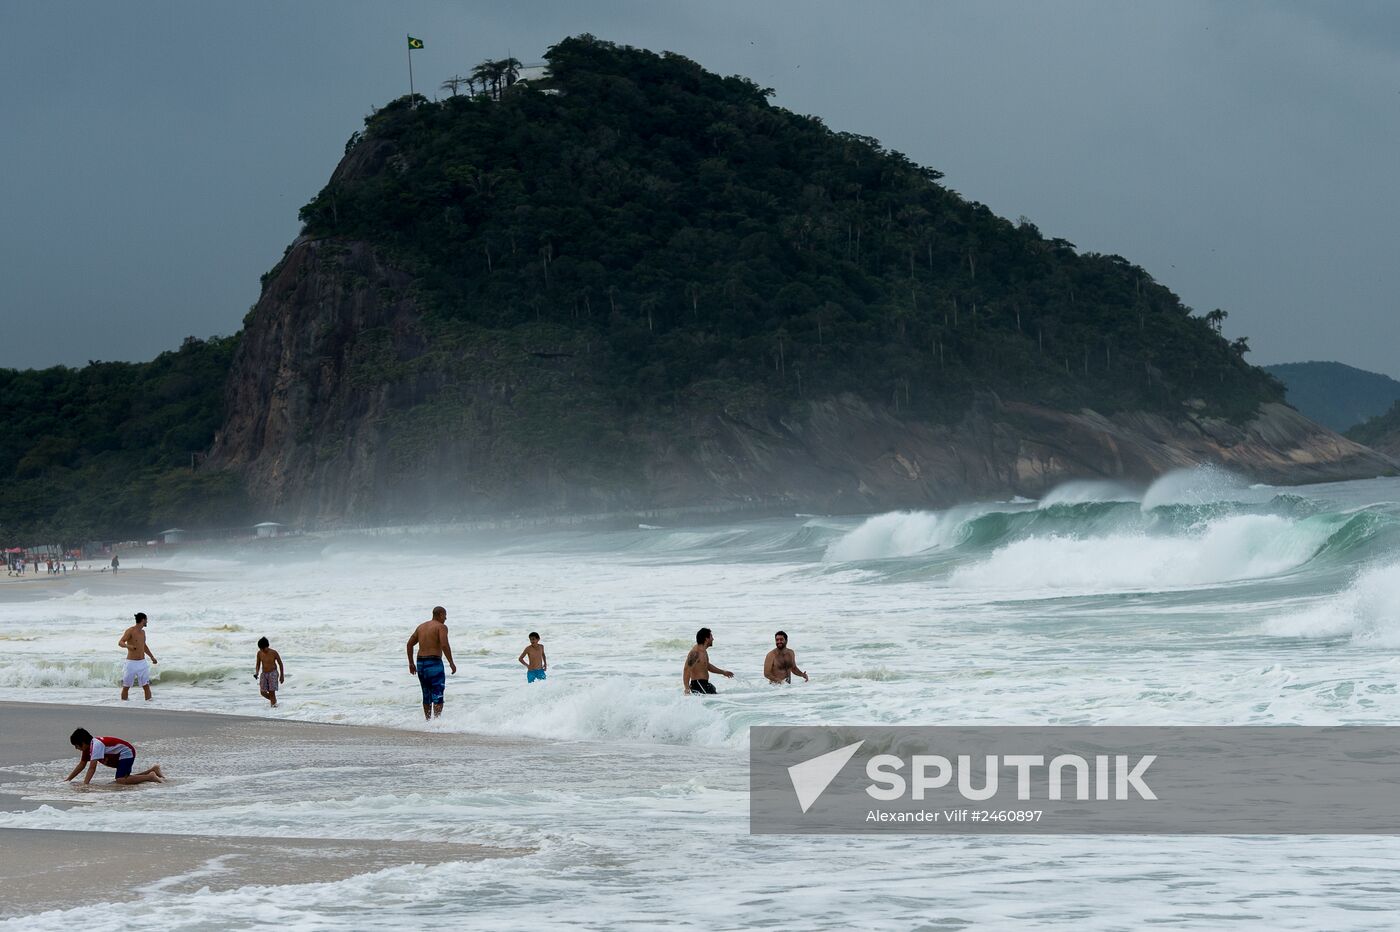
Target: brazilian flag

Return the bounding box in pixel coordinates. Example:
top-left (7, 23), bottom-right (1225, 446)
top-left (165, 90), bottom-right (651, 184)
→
top-left (407, 36), bottom-right (424, 50)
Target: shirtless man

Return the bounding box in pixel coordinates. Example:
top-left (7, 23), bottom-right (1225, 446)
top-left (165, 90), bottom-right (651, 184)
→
top-left (763, 630), bottom-right (809, 685)
top-left (683, 627), bottom-right (733, 695)
top-left (407, 606), bottom-right (457, 719)
top-left (118, 612), bottom-right (158, 701)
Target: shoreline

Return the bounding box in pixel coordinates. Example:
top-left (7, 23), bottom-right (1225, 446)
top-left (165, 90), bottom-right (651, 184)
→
top-left (0, 828), bottom-right (524, 919)
top-left (0, 700), bottom-right (530, 919)
top-left (0, 567), bottom-right (189, 603)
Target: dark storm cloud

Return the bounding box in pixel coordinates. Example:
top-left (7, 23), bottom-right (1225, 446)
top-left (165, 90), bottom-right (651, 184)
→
top-left (1, 2), bottom-right (1395, 376)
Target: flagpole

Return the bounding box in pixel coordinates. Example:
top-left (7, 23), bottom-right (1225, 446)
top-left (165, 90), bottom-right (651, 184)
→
top-left (407, 35), bottom-right (415, 105)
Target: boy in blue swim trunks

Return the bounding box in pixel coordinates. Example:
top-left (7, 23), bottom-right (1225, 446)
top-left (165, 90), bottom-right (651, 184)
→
top-left (407, 606), bottom-right (457, 719)
top-left (518, 632), bottom-right (547, 683)
top-left (65, 728), bottom-right (164, 785)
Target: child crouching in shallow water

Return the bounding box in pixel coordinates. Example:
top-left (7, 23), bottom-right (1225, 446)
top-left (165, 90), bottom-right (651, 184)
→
top-left (254, 637), bottom-right (285, 706)
top-left (66, 728), bottom-right (163, 785)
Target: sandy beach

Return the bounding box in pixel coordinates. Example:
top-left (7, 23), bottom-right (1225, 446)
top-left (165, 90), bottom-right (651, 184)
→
top-left (0, 701), bottom-right (528, 920)
top-left (0, 568), bottom-right (185, 603)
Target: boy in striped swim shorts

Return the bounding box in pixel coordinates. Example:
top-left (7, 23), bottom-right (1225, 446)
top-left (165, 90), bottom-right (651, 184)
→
top-left (254, 637), bottom-right (285, 706)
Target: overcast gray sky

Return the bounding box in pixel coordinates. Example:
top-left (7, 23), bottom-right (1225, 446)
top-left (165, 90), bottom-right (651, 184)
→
top-left (2, 1), bottom-right (1397, 376)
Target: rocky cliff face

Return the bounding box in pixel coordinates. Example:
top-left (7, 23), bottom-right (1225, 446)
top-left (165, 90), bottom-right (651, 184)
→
top-left (207, 238), bottom-right (1396, 527)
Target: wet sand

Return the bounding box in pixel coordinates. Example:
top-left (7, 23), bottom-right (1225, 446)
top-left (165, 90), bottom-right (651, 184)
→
top-left (0, 568), bottom-right (184, 603)
top-left (0, 701), bottom-right (528, 919)
top-left (0, 829), bottom-right (524, 918)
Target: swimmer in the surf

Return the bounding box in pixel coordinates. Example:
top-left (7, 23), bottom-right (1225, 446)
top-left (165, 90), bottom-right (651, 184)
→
top-left (254, 637), bottom-right (285, 706)
top-left (683, 627), bottom-right (732, 694)
top-left (407, 606), bottom-right (457, 719)
top-left (763, 630), bottom-right (808, 685)
top-left (518, 632), bottom-right (547, 683)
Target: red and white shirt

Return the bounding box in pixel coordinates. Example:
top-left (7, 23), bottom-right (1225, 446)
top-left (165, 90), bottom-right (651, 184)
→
top-left (89, 737), bottom-right (135, 765)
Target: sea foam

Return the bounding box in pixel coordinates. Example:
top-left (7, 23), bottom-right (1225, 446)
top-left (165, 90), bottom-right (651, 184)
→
top-left (1263, 561), bottom-right (1400, 645)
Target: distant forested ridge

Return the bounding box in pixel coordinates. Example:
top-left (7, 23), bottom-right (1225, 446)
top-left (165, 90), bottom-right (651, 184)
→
top-left (0, 337), bottom-right (246, 543)
top-left (1264, 361), bottom-right (1400, 433)
top-left (295, 35), bottom-right (1280, 424)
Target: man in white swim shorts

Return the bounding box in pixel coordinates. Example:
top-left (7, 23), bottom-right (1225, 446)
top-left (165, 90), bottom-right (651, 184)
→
top-left (118, 612), bottom-right (158, 701)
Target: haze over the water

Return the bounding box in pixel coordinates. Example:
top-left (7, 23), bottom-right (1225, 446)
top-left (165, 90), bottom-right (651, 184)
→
top-left (1, 2), bottom-right (1398, 376)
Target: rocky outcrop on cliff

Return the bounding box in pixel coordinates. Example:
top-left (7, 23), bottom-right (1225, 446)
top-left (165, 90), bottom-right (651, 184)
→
top-left (208, 238), bottom-right (1395, 527)
top-left (664, 394), bottom-right (1394, 514)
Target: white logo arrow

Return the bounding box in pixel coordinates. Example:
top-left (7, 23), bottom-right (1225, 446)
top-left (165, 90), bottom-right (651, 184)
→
top-left (788, 740), bottom-right (865, 813)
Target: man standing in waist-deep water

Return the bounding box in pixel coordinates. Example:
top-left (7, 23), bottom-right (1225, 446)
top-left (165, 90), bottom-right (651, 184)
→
top-left (763, 630), bottom-right (809, 685)
top-left (407, 606), bottom-right (456, 719)
top-left (118, 612), bottom-right (158, 701)
top-left (683, 627), bottom-right (733, 694)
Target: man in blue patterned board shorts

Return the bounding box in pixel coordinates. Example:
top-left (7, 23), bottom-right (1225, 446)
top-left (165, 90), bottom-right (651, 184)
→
top-left (407, 606), bottom-right (457, 719)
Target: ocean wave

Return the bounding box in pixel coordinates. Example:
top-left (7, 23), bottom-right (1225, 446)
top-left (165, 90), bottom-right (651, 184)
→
top-left (1139, 464), bottom-right (1251, 511)
top-left (823, 507), bottom-right (991, 561)
top-left (1038, 480), bottom-right (1141, 507)
top-left (0, 660), bottom-right (244, 689)
top-left (458, 677), bottom-right (743, 748)
top-left (1263, 562), bottom-right (1400, 645)
top-left (949, 514), bottom-right (1339, 592)
top-left (822, 486), bottom-right (1397, 585)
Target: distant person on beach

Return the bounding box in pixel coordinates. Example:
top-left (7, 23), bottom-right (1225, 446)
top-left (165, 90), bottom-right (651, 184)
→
top-left (110, 555), bottom-right (120, 574)
top-left (407, 606), bottom-right (456, 719)
top-left (683, 627), bottom-right (733, 695)
top-left (764, 631), bottom-right (809, 685)
top-left (254, 637), bottom-right (285, 706)
top-left (118, 612), bottom-right (158, 701)
top-left (518, 632), bottom-right (547, 683)
top-left (65, 728), bottom-right (163, 786)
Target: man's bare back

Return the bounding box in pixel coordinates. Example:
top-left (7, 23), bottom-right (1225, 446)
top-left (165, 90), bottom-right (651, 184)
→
top-left (120, 625), bottom-right (147, 660)
top-left (407, 607), bottom-right (457, 719)
top-left (410, 619), bottom-right (449, 659)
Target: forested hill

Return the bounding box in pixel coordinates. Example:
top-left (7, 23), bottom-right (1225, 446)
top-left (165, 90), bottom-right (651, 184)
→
top-left (10, 36), bottom-right (1386, 541)
top-left (294, 34), bottom-right (1280, 423)
top-left (0, 337), bottom-right (245, 542)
